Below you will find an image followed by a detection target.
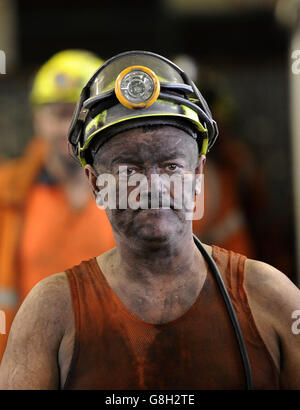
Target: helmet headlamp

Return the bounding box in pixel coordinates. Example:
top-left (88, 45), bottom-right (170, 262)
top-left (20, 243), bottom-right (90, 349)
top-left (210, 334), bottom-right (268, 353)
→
top-left (67, 50), bottom-right (219, 167)
top-left (115, 65), bottom-right (160, 109)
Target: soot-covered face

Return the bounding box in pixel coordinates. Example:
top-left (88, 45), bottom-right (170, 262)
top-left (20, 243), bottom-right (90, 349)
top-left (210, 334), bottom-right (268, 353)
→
top-left (86, 126), bottom-right (205, 246)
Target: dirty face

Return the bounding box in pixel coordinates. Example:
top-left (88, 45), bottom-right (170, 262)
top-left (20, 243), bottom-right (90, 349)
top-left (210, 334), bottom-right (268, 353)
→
top-left (87, 126), bottom-right (205, 245)
top-left (33, 102), bottom-right (75, 154)
top-left (33, 102), bottom-right (81, 177)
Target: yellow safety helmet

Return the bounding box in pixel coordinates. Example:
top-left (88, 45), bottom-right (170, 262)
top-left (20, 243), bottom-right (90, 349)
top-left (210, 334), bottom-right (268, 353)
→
top-left (30, 49), bottom-right (104, 105)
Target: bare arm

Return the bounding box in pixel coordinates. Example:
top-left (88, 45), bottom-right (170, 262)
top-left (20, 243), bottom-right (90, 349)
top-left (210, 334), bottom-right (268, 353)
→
top-left (0, 273), bottom-right (70, 389)
top-left (245, 259), bottom-right (300, 389)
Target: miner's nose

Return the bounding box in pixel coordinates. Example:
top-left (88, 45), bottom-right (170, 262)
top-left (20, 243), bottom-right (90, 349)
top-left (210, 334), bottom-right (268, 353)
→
top-left (143, 172), bottom-right (169, 193)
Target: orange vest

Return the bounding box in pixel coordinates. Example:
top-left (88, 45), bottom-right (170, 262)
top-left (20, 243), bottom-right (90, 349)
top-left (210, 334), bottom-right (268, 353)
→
top-left (64, 246), bottom-right (279, 389)
top-left (0, 139), bottom-right (47, 360)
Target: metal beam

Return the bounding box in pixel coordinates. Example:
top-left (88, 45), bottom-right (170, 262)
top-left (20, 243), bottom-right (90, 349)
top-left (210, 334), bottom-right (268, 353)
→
top-left (0, 0), bottom-right (18, 72)
top-left (290, 1), bottom-right (300, 286)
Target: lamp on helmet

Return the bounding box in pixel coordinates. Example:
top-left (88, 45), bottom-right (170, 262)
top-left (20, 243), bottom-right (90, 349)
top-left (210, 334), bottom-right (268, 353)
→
top-left (67, 50), bottom-right (218, 167)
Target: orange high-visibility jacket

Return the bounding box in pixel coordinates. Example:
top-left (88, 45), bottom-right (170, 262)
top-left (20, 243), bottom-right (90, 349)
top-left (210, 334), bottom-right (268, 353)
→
top-left (0, 138), bottom-right (48, 360)
top-left (0, 138), bottom-right (116, 361)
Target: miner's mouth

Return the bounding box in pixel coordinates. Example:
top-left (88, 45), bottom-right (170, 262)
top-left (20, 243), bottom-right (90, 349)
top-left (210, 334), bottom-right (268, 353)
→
top-left (140, 196), bottom-right (175, 209)
top-left (137, 207), bottom-right (174, 212)
top-left (136, 199), bottom-right (175, 211)
top-left (113, 195), bottom-right (184, 213)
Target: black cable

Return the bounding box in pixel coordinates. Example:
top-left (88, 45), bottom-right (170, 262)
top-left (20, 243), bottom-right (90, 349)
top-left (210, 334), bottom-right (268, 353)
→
top-left (193, 234), bottom-right (253, 390)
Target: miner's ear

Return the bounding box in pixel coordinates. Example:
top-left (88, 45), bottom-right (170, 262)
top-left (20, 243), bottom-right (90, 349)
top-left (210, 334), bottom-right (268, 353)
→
top-left (195, 154), bottom-right (206, 174)
top-left (195, 155), bottom-right (206, 195)
top-left (84, 165), bottom-right (99, 195)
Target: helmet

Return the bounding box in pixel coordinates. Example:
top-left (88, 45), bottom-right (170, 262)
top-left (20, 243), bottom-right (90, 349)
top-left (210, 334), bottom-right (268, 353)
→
top-left (30, 49), bottom-right (104, 105)
top-left (67, 50), bottom-right (218, 166)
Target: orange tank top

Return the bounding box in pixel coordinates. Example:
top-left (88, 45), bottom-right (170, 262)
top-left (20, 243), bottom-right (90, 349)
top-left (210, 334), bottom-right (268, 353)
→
top-left (63, 246), bottom-right (280, 390)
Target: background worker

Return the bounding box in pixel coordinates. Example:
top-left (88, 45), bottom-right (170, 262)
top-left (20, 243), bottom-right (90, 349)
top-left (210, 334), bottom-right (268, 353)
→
top-left (0, 50), bottom-right (115, 361)
top-left (193, 71), bottom-right (269, 260)
top-left (173, 56), bottom-right (261, 258)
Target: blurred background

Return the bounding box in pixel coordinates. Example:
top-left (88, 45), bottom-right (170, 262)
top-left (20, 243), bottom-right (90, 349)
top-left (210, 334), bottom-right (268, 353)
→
top-left (0, 0), bottom-right (299, 285)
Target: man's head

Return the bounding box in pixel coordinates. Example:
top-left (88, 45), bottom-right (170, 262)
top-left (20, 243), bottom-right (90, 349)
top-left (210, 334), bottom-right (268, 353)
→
top-left (85, 124), bottom-right (205, 245)
top-left (30, 49), bottom-right (103, 173)
top-left (67, 50), bottom-right (217, 243)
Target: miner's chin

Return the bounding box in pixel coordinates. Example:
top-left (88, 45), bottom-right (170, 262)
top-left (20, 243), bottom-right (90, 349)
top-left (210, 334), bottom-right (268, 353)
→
top-left (130, 209), bottom-right (189, 245)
